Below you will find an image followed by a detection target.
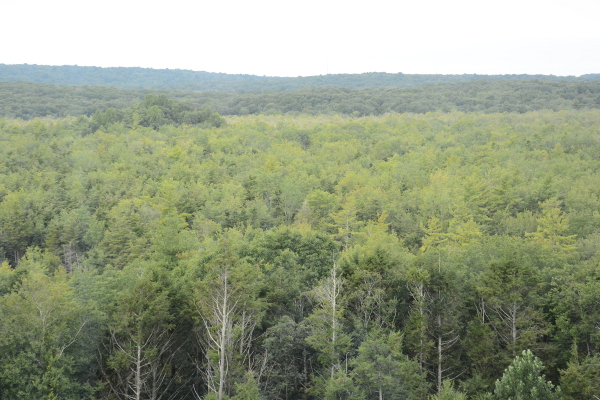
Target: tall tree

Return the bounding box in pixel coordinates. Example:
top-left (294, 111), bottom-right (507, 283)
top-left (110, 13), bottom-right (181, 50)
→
top-left (193, 237), bottom-right (262, 400)
top-left (559, 345), bottom-right (600, 400)
top-left (526, 198), bottom-right (577, 254)
top-left (261, 316), bottom-right (313, 400)
top-left (0, 251), bottom-right (95, 399)
top-left (352, 331), bottom-right (427, 400)
top-left (329, 199), bottom-right (362, 252)
top-left (405, 266), bottom-right (432, 376)
top-left (478, 260), bottom-right (545, 359)
top-left (100, 265), bottom-right (178, 400)
top-left (306, 263), bottom-right (352, 388)
top-left (493, 350), bottom-right (561, 400)
top-left (427, 264), bottom-right (463, 394)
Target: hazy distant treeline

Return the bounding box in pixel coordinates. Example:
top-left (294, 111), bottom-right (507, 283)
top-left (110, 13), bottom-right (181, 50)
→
top-left (1, 63), bottom-right (599, 92)
top-left (2, 79), bottom-right (600, 120)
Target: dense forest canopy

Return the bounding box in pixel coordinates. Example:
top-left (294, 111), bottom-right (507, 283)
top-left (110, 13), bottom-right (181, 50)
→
top-left (2, 79), bottom-right (600, 120)
top-left (2, 63), bottom-right (599, 92)
top-left (87, 94), bottom-right (226, 131)
top-left (2, 64), bottom-right (600, 399)
top-left (1, 104), bottom-right (600, 399)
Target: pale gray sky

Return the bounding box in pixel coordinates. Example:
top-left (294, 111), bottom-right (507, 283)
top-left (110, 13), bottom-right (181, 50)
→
top-left (1, 0), bottom-right (599, 77)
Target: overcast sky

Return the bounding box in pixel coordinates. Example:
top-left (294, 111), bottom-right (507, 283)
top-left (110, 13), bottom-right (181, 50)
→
top-left (1, 0), bottom-right (599, 77)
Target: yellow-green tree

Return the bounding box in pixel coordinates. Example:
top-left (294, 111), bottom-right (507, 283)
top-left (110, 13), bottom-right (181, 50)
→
top-left (0, 249), bottom-right (95, 399)
top-left (330, 199), bottom-right (362, 252)
top-left (306, 264), bottom-right (352, 382)
top-left (526, 198), bottom-right (577, 253)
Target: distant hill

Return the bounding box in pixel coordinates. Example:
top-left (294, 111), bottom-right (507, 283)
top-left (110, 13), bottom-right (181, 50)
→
top-left (1, 64), bottom-right (599, 93)
top-left (2, 79), bottom-right (600, 120)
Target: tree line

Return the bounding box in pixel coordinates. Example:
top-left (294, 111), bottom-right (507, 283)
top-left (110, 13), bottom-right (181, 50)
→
top-left (88, 94), bottom-right (226, 132)
top-left (1, 63), bottom-right (598, 92)
top-left (2, 79), bottom-right (600, 120)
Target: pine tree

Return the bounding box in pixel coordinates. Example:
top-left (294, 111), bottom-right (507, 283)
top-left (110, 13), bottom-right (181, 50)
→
top-left (352, 331), bottom-right (427, 400)
top-left (493, 350), bottom-right (561, 400)
top-left (526, 198), bottom-right (577, 253)
top-left (428, 380), bottom-right (467, 400)
top-left (329, 199), bottom-right (362, 252)
top-left (306, 264), bottom-right (351, 380)
top-left (559, 344), bottom-right (600, 400)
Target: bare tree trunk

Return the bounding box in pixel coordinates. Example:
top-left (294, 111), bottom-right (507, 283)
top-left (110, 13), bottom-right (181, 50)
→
top-left (408, 279), bottom-right (427, 374)
top-left (310, 263), bottom-right (344, 379)
top-left (377, 361), bottom-right (383, 400)
top-left (196, 266), bottom-right (257, 400)
top-left (331, 265), bottom-right (337, 379)
top-left (218, 275), bottom-right (229, 400)
top-left (438, 320), bottom-right (442, 393)
top-left (135, 342), bottom-right (142, 400)
top-left (511, 302), bottom-right (517, 357)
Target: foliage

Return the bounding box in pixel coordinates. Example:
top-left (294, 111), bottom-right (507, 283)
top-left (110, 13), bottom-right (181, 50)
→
top-left (428, 380), bottom-right (467, 400)
top-left (352, 331), bottom-right (427, 400)
top-left (89, 94), bottom-right (225, 132)
top-left (2, 108), bottom-right (600, 397)
top-left (559, 345), bottom-right (600, 400)
top-left (493, 350), bottom-right (561, 400)
top-left (3, 79), bottom-right (600, 120)
top-left (0, 255), bottom-right (96, 399)
top-left (3, 64), bottom-right (598, 92)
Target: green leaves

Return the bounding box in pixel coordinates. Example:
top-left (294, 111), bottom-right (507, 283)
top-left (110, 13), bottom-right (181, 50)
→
top-left (526, 198), bottom-right (577, 254)
top-left (352, 331), bottom-right (427, 400)
top-left (306, 264), bottom-right (352, 380)
top-left (88, 94), bottom-right (226, 133)
top-left (102, 265), bottom-right (176, 400)
top-left (2, 105), bottom-right (600, 398)
top-left (560, 347), bottom-right (600, 400)
top-left (478, 260), bottom-right (547, 357)
top-left (429, 381), bottom-right (467, 400)
top-left (494, 350), bottom-right (561, 400)
top-left (0, 262), bottom-right (95, 399)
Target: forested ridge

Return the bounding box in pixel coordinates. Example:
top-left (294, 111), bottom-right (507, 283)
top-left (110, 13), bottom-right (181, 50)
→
top-left (1, 104), bottom-right (600, 399)
top-left (3, 79), bottom-right (600, 120)
top-left (2, 63), bottom-right (599, 92)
